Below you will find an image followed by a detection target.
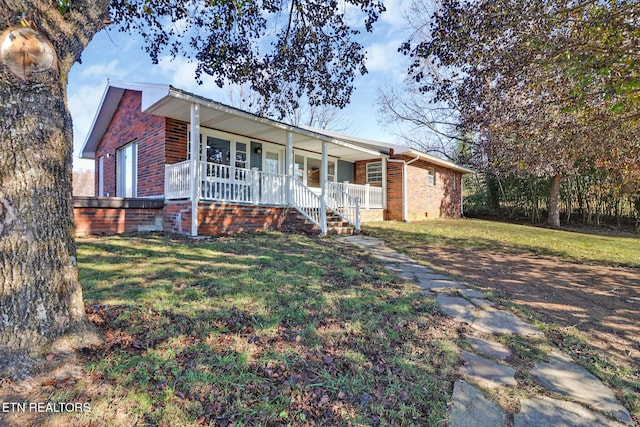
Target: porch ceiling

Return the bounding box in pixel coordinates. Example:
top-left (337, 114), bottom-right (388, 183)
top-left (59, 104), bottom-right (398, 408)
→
top-left (145, 90), bottom-right (384, 162)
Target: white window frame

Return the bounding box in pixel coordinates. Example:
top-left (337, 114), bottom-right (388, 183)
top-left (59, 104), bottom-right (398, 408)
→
top-left (292, 151), bottom-right (337, 187)
top-left (428, 168), bottom-right (436, 186)
top-left (366, 161), bottom-right (383, 183)
top-left (98, 156), bottom-right (104, 197)
top-left (452, 172), bottom-right (457, 190)
top-left (117, 141), bottom-right (138, 197)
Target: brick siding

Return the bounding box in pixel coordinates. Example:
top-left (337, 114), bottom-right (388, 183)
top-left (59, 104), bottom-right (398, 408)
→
top-left (198, 203), bottom-right (298, 235)
top-left (402, 156), bottom-right (462, 220)
top-left (94, 90), bottom-right (189, 198)
top-left (74, 207), bottom-right (163, 236)
top-left (355, 156), bottom-right (463, 221)
top-left (360, 209), bottom-right (384, 223)
top-left (162, 201), bottom-right (192, 235)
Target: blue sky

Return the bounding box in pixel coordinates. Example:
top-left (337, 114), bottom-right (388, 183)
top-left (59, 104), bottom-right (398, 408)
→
top-left (68, 0), bottom-right (414, 171)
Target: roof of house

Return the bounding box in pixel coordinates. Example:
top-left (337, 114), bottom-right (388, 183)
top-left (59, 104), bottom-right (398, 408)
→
top-left (80, 80), bottom-right (473, 173)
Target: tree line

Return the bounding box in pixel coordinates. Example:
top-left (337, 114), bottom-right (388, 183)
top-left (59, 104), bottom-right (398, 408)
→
top-left (464, 172), bottom-right (640, 230)
top-left (383, 0), bottom-right (640, 230)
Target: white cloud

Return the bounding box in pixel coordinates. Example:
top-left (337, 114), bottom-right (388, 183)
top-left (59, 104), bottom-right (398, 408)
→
top-left (155, 56), bottom-right (240, 102)
top-left (380, 0), bottom-right (413, 27)
top-left (79, 59), bottom-right (125, 79)
top-left (68, 83), bottom-right (107, 170)
top-left (365, 39), bottom-right (405, 73)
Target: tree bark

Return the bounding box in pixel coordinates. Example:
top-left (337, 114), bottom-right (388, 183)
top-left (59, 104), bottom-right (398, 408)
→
top-left (0, 1), bottom-right (108, 378)
top-left (547, 173), bottom-right (562, 229)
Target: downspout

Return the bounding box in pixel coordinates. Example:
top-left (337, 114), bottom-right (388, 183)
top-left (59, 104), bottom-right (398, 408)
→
top-left (387, 154), bottom-right (419, 222)
top-left (460, 174), bottom-right (465, 218)
top-left (190, 103), bottom-right (201, 237)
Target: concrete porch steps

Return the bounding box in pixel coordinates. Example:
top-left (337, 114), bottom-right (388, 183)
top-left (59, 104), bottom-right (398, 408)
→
top-left (292, 210), bottom-right (356, 236)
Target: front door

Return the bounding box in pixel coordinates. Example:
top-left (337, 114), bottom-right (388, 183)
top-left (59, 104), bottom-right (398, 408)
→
top-left (262, 150), bottom-right (283, 204)
top-left (265, 151), bottom-right (280, 174)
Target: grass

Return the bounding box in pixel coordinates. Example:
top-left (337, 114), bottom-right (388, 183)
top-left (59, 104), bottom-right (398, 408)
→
top-left (365, 218), bottom-right (639, 268)
top-left (17, 232), bottom-right (459, 426)
top-left (365, 219), bottom-right (640, 422)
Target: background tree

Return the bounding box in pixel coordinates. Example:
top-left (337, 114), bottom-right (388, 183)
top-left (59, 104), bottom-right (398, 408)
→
top-left (224, 84), bottom-right (353, 132)
top-left (377, 0), bottom-right (464, 160)
top-left (0, 0), bottom-right (384, 378)
top-left (400, 0), bottom-right (640, 228)
top-left (72, 169), bottom-right (95, 196)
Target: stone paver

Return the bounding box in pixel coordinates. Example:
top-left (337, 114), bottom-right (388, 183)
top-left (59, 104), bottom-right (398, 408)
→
top-left (459, 351), bottom-right (517, 389)
top-left (427, 279), bottom-right (464, 290)
top-left (459, 289), bottom-right (486, 299)
top-left (515, 396), bottom-right (626, 427)
top-left (337, 235), bottom-right (634, 426)
top-left (466, 336), bottom-right (511, 360)
top-left (531, 350), bottom-right (632, 424)
top-left (448, 380), bottom-right (508, 427)
top-left (436, 295), bottom-right (476, 324)
top-left (470, 298), bottom-right (496, 309)
top-left (471, 308), bottom-right (544, 337)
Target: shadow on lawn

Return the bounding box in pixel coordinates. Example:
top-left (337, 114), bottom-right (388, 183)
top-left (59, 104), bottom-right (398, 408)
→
top-left (365, 224), bottom-right (640, 418)
top-left (33, 232), bottom-right (462, 426)
top-left (366, 222), bottom-right (640, 268)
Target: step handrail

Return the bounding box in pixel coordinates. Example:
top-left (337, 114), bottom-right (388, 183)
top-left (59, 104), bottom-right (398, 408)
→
top-left (290, 178), bottom-right (326, 234)
top-left (325, 181), bottom-right (361, 232)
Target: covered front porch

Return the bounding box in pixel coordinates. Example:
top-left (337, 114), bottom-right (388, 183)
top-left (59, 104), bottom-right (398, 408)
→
top-left (156, 98), bottom-right (387, 236)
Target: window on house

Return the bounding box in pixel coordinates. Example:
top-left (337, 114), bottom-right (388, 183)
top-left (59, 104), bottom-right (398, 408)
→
top-left (236, 142), bottom-right (247, 169)
top-left (98, 156), bottom-right (104, 197)
top-left (452, 172), bottom-right (457, 190)
top-left (117, 141), bottom-right (137, 197)
top-left (428, 168), bottom-right (436, 186)
top-left (206, 136), bottom-right (231, 165)
top-left (265, 151), bottom-right (280, 175)
top-left (294, 154), bottom-right (305, 182)
top-left (366, 161), bottom-right (383, 183)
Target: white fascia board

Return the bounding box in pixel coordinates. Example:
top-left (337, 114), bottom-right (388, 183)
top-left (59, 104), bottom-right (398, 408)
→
top-left (105, 80), bottom-right (172, 112)
top-left (405, 149), bottom-right (474, 174)
top-left (79, 80), bottom-right (114, 159)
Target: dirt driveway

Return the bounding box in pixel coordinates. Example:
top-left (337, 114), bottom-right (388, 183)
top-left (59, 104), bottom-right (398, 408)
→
top-left (408, 245), bottom-right (640, 369)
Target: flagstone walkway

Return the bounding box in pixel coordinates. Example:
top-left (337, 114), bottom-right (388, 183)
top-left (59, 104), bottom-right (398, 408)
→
top-left (337, 235), bottom-right (634, 426)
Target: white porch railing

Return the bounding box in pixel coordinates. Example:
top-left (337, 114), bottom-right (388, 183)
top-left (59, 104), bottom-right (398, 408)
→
top-left (165, 160), bottom-right (191, 199)
top-left (326, 182), bottom-right (361, 231)
top-left (291, 179), bottom-right (324, 233)
top-left (165, 162), bottom-right (384, 233)
top-left (201, 163), bottom-right (289, 205)
top-left (332, 182), bottom-right (384, 209)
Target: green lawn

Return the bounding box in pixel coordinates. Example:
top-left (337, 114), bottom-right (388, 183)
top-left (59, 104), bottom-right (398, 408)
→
top-left (365, 219), bottom-right (639, 268)
top-left (33, 233), bottom-right (459, 426)
top-left (365, 219), bottom-right (640, 421)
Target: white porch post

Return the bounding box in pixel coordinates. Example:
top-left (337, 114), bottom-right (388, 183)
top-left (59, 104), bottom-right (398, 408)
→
top-left (364, 183), bottom-right (371, 210)
top-left (320, 142), bottom-right (328, 235)
top-left (286, 132), bottom-right (294, 205)
top-left (190, 103), bottom-right (200, 237)
top-left (382, 156), bottom-right (388, 210)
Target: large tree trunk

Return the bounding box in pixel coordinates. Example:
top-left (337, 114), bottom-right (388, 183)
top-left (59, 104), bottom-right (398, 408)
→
top-left (0, 2), bottom-right (108, 378)
top-left (547, 173), bottom-right (562, 229)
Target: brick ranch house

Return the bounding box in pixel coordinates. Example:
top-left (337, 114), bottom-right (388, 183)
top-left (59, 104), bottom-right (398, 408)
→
top-left (75, 81), bottom-right (472, 237)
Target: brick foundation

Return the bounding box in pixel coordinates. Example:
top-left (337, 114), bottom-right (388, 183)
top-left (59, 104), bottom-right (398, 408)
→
top-left (360, 209), bottom-right (384, 223)
top-left (73, 197), bottom-right (164, 236)
top-left (198, 203), bottom-right (298, 236)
